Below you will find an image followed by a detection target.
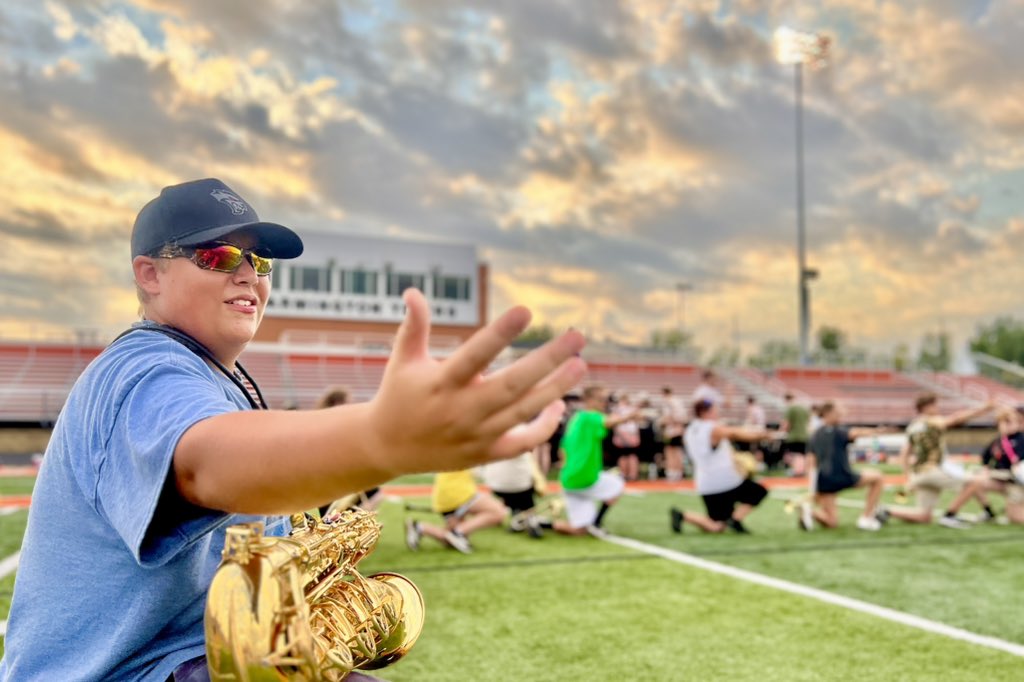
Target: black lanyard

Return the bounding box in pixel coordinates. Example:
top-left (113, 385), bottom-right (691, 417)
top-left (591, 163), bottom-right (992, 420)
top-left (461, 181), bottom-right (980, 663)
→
top-left (112, 323), bottom-right (268, 410)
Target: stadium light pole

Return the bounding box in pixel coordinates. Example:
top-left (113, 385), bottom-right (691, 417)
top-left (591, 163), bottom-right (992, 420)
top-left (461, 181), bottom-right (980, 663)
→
top-left (774, 27), bottom-right (829, 366)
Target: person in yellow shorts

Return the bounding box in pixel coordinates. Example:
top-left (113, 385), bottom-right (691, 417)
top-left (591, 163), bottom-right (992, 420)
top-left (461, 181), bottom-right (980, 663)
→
top-left (405, 469), bottom-right (508, 553)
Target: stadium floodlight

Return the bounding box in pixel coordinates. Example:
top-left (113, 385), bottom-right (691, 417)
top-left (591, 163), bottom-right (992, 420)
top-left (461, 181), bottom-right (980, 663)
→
top-left (773, 27), bottom-right (831, 366)
top-left (773, 27), bottom-right (830, 67)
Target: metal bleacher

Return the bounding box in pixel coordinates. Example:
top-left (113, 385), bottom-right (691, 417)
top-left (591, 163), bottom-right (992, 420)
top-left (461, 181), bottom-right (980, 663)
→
top-left (0, 342), bottom-right (101, 423)
top-left (1, 337), bottom-right (1020, 425)
top-left (736, 367), bottom-right (1012, 425)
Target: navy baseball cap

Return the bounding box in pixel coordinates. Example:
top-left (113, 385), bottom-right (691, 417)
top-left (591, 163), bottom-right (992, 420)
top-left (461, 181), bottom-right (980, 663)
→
top-left (131, 178), bottom-right (304, 259)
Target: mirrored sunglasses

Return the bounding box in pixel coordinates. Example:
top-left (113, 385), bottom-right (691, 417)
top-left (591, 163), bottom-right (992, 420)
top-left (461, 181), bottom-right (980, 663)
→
top-left (156, 243), bottom-right (273, 276)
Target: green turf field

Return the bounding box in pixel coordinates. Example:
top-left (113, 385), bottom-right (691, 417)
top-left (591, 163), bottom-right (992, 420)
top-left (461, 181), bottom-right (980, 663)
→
top-left (1, 475), bottom-right (1022, 680)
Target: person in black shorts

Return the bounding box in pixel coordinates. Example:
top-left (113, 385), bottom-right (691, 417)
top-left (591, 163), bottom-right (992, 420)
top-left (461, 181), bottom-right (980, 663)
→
top-left (670, 400), bottom-right (769, 534)
top-left (782, 393), bottom-right (811, 474)
top-left (803, 402), bottom-right (892, 531)
top-left (976, 408), bottom-right (1024, 525)
top-left (699, 480), bottom-right (769, 527)
top-left (636, 395), bottom-right (662, 479)
top-left (659, 386), bottom-right (687, 480)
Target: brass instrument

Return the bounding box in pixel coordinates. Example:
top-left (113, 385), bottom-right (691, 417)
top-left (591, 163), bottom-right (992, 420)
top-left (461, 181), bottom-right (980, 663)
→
top-left (205, 508), bottom-right (425, 681)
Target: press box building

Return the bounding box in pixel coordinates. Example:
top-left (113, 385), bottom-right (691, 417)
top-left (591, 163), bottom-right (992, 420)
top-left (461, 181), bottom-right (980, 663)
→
top-left (254, 231), bottom-right (489, 345)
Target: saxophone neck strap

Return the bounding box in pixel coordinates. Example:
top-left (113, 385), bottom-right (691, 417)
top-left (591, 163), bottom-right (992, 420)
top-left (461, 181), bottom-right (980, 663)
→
top-left (112, 322), bottom-right (268, 410)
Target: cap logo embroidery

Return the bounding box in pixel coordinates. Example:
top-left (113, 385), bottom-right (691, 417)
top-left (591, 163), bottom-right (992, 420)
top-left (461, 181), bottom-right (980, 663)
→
top-left (210, 189), bottom-right (249, 216)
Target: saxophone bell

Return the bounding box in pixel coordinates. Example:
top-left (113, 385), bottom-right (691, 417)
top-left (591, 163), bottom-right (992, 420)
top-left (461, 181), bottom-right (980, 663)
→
top-left (205, 508), bottom-right (425, 680)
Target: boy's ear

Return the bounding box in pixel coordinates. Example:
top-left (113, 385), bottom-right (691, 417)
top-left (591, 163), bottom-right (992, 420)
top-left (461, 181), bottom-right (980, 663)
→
top-left (133, 256), bottom-right (162, 296)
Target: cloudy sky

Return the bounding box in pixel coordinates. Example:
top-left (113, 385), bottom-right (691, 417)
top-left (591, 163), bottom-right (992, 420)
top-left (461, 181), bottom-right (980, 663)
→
top-left (1, 0), bottom-right (1022, 361)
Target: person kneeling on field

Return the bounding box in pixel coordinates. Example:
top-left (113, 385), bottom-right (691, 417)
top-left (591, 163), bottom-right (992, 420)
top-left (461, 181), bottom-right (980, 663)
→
top-left (480, 450), bottom-right (552, 538)
top-left (405, 469), bottom-right (508, 554)
top-left (553, 384), bottom-right (637, 537)
top-left (977, 408), bottom-right (1024, 525)
top-left (802, 402), bottom-right (894, 532)
top-left (879, 394), bottom-right (998, 529)
top-left (670, 400), bottom-right (769, 535)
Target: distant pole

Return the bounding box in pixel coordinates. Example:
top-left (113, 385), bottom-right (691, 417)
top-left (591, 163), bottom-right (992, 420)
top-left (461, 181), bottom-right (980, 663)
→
top-left (795, 60), bottom-right (810, 366)
top-left (775, 26), bottom-right (829, 367)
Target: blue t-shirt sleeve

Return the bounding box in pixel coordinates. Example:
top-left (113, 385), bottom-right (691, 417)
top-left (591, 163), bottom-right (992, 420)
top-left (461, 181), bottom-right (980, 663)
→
top-left (97, 349), bottom-right (242, 567)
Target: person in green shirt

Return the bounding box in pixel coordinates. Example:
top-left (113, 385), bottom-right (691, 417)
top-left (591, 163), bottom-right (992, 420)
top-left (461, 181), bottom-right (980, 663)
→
top-left (782, 393), bottom-right (811, 475)
top-left (554, 385), bottom-right (637, 536)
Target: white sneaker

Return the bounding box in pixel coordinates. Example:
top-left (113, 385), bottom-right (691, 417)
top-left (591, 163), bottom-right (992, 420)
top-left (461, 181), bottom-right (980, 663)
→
top-left (856, 516), bottom-right (881, 532)
top-left (938, 515), bottom-right (972, 530)
top-left (444, 530), bottom-right (473, 553)
top-left (404, 519), bottom-right (421, 551)
top-left (799, 502), bottom-right (814, 531)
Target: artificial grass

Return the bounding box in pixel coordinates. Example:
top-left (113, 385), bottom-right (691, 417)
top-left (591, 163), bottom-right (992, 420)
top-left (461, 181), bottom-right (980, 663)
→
top-left (362, 498), bottom-right (1021, 681)
top-left (0, 477), bottom-right (35, 497)
top-left (603, 489), bottom-right (1024, 645)
top-left (0, 481), bottom-right (1020, 679)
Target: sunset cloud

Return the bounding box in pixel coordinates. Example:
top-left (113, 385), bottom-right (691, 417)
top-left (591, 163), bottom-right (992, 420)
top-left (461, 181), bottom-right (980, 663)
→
top-left (1, 0), bottom-right (1022, 364)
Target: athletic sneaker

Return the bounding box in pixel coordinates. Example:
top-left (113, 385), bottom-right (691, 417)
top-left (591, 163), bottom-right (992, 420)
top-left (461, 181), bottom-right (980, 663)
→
top-left (725, 518), bottom-right (750, 534)
top-left (526, 515), bottom-right (544, 539)
top-left (670, 507), bottom-right (684, 534)
top-left (508, 515), bottom-right (527, 532)
top-left (404, 519), bottom-right (421, 551)
top-left (444, 529), bottom-right (473, 553)
top-left (874, 507), bottom-right (891, 525)
top-left (938, 515), bottom-right (972, 530)
top-left (856, 515), bottom-right (881, 532)
top-left (799, 502), bottom-right (814, 532)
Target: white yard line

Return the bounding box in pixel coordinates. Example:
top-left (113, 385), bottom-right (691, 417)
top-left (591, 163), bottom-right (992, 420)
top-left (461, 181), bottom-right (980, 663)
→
top-left (0, 552), bottom-right (19, 580)
top-left (0, 550), bottom-right (18, 637)
top-left (0, 508), bottom-right (27, 638)
top-left (603, 533), bottom-right (1024, 659)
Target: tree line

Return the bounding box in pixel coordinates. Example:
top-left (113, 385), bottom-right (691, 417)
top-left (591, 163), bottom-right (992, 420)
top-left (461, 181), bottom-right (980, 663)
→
top-left (513, 317), bottom-right (1024, 372)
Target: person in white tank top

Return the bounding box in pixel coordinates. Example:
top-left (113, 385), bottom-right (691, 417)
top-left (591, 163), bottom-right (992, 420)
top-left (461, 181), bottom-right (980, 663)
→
top-left (672, 400), bottom-right (769, 534)
top-left (686, 418), bottom-right (743, 496)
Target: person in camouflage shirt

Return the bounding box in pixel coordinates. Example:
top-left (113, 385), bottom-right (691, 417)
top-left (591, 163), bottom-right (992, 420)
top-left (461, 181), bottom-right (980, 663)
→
top-left (879, 393), bottom-right (997, 529)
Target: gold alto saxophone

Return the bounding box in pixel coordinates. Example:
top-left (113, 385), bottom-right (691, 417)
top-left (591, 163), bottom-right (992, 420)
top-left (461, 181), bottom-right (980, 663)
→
top-left (205, 508), bottom-right (425, 681)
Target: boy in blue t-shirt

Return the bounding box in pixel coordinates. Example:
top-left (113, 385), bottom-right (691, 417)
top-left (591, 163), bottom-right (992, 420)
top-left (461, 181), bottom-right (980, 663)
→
top-left (0, 178), bottom-right (586, 681)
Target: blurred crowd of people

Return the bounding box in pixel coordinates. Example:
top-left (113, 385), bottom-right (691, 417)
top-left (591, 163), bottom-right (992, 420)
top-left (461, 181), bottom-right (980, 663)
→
top-left (320, 374), bottom-right (1024, 555)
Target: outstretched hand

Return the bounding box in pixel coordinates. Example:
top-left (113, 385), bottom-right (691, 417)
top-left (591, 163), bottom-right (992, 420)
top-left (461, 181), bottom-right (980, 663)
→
top-left (369, 289), bottom-right (586, 476)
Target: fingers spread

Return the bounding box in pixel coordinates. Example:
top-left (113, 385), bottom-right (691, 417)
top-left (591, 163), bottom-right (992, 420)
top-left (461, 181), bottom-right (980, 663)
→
top-left (488, 400), bottom-right (566, 461)
top-left (477, 356), bottom-right (586, 437)
top-left (391, 288), bottom-right (431, 363)
top-left (472, 330), bottom-right (586, 416)
top-left (442, 306), bottom-right (533, 386)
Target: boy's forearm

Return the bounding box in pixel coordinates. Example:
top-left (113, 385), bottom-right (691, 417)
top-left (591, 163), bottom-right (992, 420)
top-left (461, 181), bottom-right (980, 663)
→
top-left (174, 403), bottom-right (394, 515)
